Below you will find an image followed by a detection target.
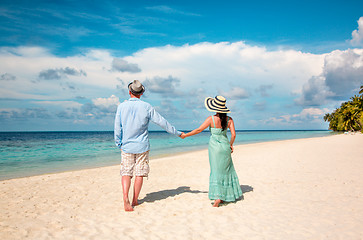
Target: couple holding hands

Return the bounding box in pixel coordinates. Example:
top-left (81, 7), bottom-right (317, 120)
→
top-left (114, 80), bottom-right (242, 211)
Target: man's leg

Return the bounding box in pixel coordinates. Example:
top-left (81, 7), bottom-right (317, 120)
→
top-left (121, 176), bottom-right (134, 211)
top-left (120, 151), bottom-right (135, 212)
top-left (132, 151), bottom-right (149, 207)
top-left (132, 176), bottom-right (143, 206)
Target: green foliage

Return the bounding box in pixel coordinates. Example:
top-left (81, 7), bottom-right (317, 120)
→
top-left (324, 85), bottom-right (363, 132)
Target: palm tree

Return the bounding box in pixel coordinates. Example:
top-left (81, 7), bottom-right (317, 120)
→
top-left (323, 113), bottom-right (331, 122)
top-left (351, 95), bottom-right (363, 129)
top-left (341, 103), bottom-right (357, 131)
top-left (324, 87), bottom-right (363, 132)
top-left (360, 85), bottom-right (363, 95)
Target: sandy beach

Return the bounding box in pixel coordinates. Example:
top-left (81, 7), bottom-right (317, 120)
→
top-left (1, 133), bottom-right (362, 240)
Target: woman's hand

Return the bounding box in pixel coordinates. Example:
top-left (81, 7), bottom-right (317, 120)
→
top-left (230, 144), bottom-right (234, 153)
top-left (180, 133), bottom-right (187, 139)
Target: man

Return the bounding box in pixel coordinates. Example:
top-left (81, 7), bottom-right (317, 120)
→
top-left (114, 80), bottom-right (182, 211)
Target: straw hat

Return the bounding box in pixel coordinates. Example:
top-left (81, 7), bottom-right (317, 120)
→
top-left (128, 80), bottom-right (145, 95)
top-left (204, 96), bottom-right (231, 113)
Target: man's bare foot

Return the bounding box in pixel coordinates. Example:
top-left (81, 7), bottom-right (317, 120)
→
top-left (213, 199), bottom-right (222, 207)
top-left (124, 199), bottom-right (134, 212)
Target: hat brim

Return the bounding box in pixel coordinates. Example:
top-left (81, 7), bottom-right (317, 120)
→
top-left (128, 82), bottom-right (145, 95)
top-left (204, 97), bottom-right (231, 113)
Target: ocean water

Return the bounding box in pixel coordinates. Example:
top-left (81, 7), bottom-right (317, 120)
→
top-left (0, 130), bottom-right (333, 180)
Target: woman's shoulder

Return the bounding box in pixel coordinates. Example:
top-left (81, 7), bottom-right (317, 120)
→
top-left (204, 116), bottom-right (214, 124)
top-left (227, 116), bottom-right (234, 126)
top-left (205, 116), bottom-right (213, 122)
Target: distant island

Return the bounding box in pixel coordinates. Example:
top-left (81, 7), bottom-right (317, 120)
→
top-left (324, 85), bottom-right (363, 133)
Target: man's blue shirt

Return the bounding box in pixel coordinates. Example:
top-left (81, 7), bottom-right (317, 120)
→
top-left (114, 98), bottom-right (181, 154)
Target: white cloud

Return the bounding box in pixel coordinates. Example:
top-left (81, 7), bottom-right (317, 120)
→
top-left (184, 88), bottom-right (207, 110)
top-left (111, 58), bottom-right (141, 73)
top-left (324, 49), bottom-right (363, 97)
top-left (292, 108), bottom-right (328, 121)
top-left (57, 95), bottom-right (120, 120)
top-left (38, 67), bottom-right (86, 80)
top-left (260, 108), bottom-right (329, 126)
top-left (127, 42), bottom-right (324, 99)
top-left (145, 5), bottom-right (201, 17)
top-left (297, 49), bottom-right (363, 106)
top-left (154, 100), bottom-right (183, 119)
top-left (219, 86), bottom-right (249, 100)
top-left (0, 42), bottom-right (360, 129)
top-left (143, 75), bottom-right (183, 96)
top-left (92, 95), bottom-right (120, 108)
top-left (0, 107), bottom-right (51, 120)
top-left (0, 43), bottom-right (324, 102)
top-left (0, 73), bottom-right (16, 81)
top-left (0, 46), bottom-right (50, 57)
top-left (0, 47), bottom-right (118, 101)
top-left (351, 17), bottom-right (363, 47)
top-left (253, 101), bottom-right (266, 111)
top-left (295, 75), bottom-right (334, 106)
top-left (256, 84), bottom-right (273, 97)
top-left (32, 100), bottom-right (83, 109)
top-left (0, 88), bottom-right (54, 100)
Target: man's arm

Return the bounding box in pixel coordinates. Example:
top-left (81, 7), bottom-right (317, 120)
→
top-left (149, 107), bottom-right (181, 136)
top-left (114, 105), bottom-right (123, 148)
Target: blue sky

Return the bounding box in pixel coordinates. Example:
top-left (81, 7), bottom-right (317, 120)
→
top-left (0, 0), bottom-right (363, 131)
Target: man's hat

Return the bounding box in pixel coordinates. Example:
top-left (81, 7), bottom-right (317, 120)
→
top-left (128, 80), bottom-right (145, 95)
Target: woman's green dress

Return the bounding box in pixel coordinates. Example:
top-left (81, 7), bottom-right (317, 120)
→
top-left (208, 116), bottom-right (243, 202)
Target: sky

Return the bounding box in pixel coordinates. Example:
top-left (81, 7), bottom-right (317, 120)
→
top-left (0, 0), bottom-right (363, 131)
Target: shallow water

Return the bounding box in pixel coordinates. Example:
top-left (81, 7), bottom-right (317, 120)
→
top-left (0, 130), bottom-right (333, 180)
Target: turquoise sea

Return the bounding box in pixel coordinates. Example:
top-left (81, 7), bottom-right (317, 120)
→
top-left (0, 130), bottom-right (334, 180)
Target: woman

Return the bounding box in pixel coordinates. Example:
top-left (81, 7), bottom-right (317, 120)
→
top-left (181, 96), bottom-right (243, 207)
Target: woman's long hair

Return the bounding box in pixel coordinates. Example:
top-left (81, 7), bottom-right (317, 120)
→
top-left (218, 113), bottom-right (228, 130)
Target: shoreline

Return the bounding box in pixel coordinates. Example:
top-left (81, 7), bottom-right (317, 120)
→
top-left (1, 133), bottom-right (338, 182)
top-left (1, 133), bottom-right (362, 239)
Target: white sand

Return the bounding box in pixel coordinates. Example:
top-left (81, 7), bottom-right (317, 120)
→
top-left (1, 134), bottom-right (363, 240)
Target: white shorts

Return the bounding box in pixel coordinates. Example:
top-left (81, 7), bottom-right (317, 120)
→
top-left (120, 150), bottom-right (150, 177)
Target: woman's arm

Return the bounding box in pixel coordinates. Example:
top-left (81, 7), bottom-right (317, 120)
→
top-left (181, 116), bottom-right (212, 139)
top-left (229, 117), bottom-right (236, 152)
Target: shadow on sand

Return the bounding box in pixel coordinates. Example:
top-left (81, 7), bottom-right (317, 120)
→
top-left (139, 185), bottom-right (254, 206)
top-left (241, 184), bottom-right (254, 194)
top-left (139, 186), bottom-right (208, 204)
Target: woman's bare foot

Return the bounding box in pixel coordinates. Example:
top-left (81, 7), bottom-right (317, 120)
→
top-left (132, 199), bottom-right (138, 207)
top-left (124, 199), bottom-right (134, 212)
top-left (213, 199), bottom-right (222, 207)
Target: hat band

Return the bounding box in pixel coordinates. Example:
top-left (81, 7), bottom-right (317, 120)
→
top-left (210, 101), bottom-right (227, 110)
top-left (131, 87), bottom-right (143, 94)
top-left (213, 100), bottom-right (225, 107)
top-left (215, 96), bottom-right (226, 103)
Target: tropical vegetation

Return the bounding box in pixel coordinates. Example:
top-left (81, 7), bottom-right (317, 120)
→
top-left (324, 85), bottom-right (363, 132)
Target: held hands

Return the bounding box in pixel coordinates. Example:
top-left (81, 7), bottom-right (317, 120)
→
top-left (180, 132), bottom-right (187, 139)
top-left (230, 144), bottom-right (234, 153)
